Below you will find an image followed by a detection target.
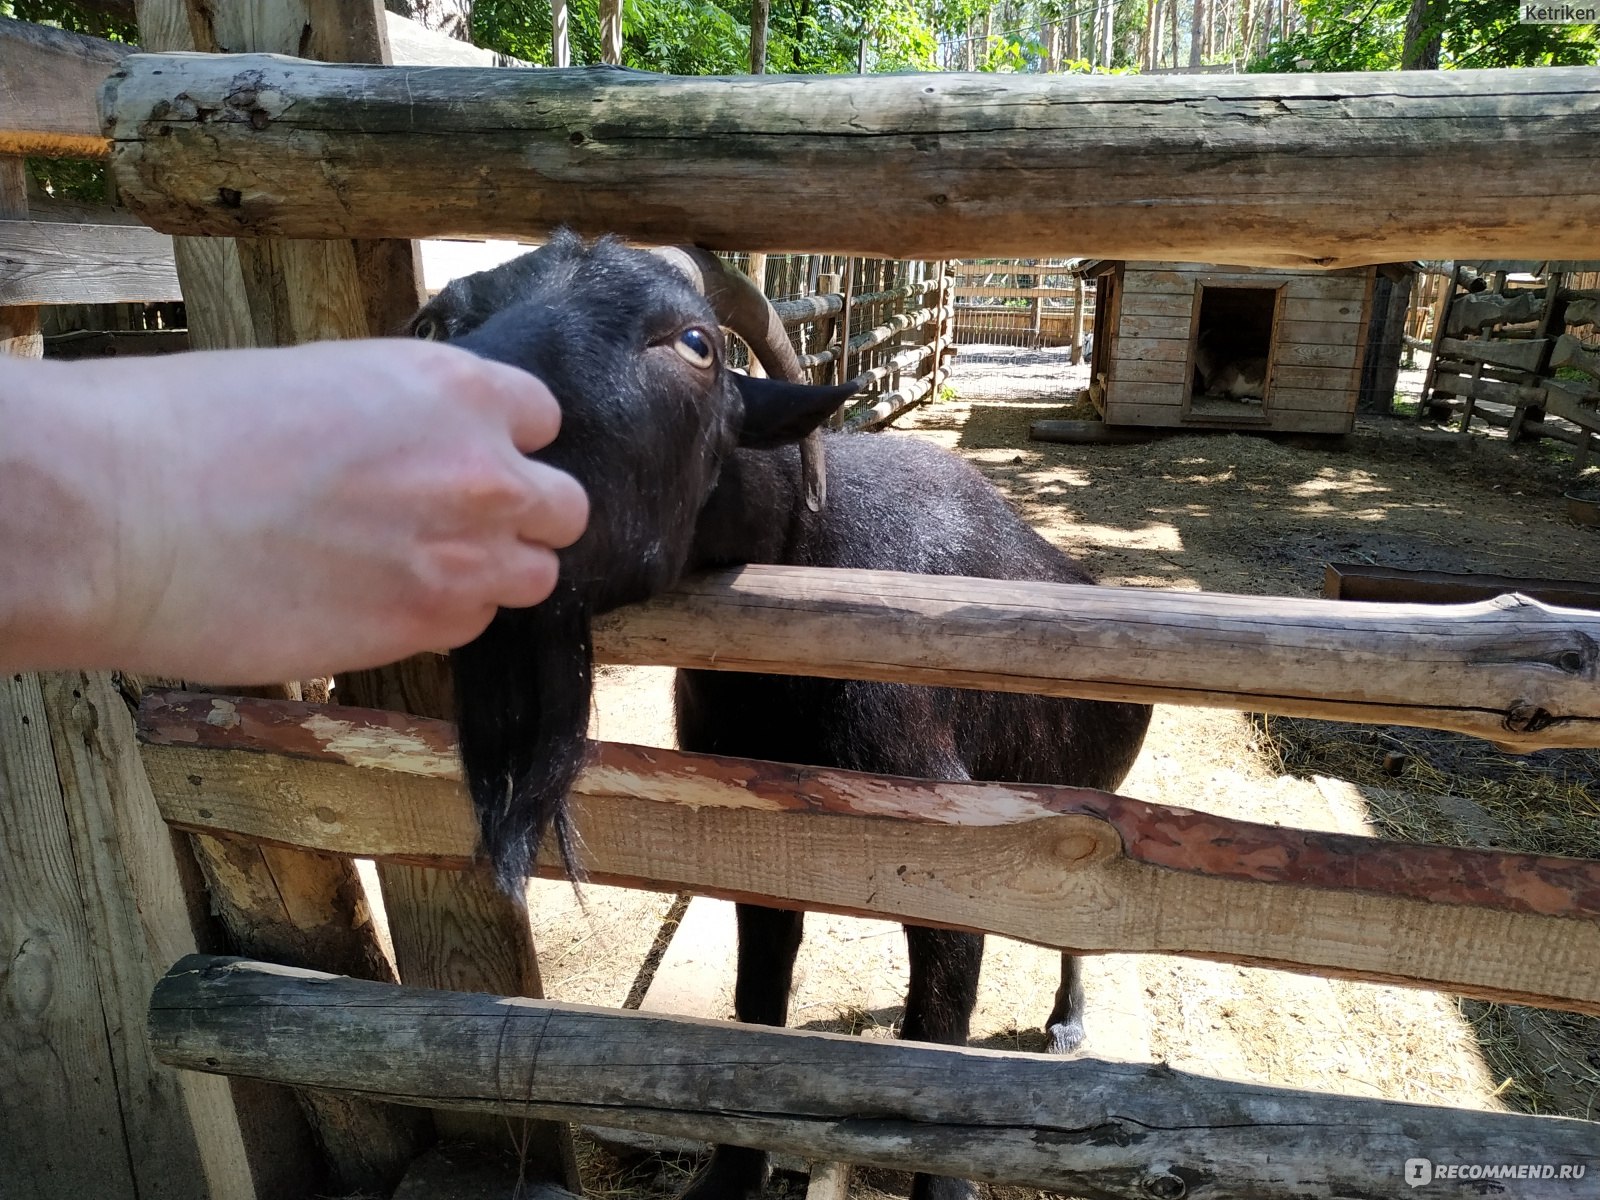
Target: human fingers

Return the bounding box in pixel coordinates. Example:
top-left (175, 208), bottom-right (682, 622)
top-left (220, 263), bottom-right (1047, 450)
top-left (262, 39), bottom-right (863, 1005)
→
top-left (464, 355), bottom-right (564, 454)
top-left (513, 459), bottom-right (590, 550)
top-left (487, 543), bottom-right (564, 612)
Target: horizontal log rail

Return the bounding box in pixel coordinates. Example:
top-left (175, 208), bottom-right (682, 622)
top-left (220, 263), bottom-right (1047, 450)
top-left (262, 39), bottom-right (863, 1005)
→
top-left (136, 691), bottom-right (1600, 1014)
top-left (149, 956), bottom-right (1600, 1200)
top-left (0, 16), bottom-right (128, 158)
top-left (589, 566), bottom-right (1600, 751)
top-left (101, 56), bottom-right (1600, 266)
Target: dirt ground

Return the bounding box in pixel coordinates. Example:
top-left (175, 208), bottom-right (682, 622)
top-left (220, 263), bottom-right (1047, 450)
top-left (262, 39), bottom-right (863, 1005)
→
top-left (524, 345), bottom-right (1600, 1199)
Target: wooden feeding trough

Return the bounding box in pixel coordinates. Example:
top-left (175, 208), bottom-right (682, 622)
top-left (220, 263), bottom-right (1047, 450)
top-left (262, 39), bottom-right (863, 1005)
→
top-left (1081, 261), bottom-right (1380, 434)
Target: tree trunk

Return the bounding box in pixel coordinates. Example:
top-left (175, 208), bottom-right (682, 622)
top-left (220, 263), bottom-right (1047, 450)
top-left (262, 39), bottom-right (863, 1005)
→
top-left (1359, 270), bottom-right (1414, 416)
top-left (1403, 0), bottom-right (1444, 69)
top-left (550, 0), bottom-right (570, 65)
top-left (1190, 0), bottom-right (1204, 65)
top-left (750, 0), bottom-right (769, 73)
top-left (1169, 0), bottom-right (1179, 67)
top-left (600, 0), bottom-right (621, 64)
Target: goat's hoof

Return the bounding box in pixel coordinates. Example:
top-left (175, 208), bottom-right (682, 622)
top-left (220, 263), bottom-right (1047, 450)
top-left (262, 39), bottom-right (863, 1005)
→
top-left (679, 1147), bottom-right (772, 1200)
top-left (1046, 1018), bottom-right (1087, 1056)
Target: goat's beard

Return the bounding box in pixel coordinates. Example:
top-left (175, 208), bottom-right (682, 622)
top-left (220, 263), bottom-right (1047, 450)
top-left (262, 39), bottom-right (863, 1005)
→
top-left (450, 580), bottom-right (592, 891)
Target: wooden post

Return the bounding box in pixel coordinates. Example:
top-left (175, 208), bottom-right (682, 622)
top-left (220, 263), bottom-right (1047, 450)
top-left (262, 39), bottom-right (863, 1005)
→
top-left (600, 0), bottom-right (622, 65)
top-left (551, 0), bottom-right (571, 66)
top-left (0, 157), bottom-right (41, 358)
top-left (1417, 261), bottom-right (1461, 421)
top-left (1071, 273), bottom-right (1087, 364)
top-left (123, 1), bottom-right (440, 1191)
top-left (750, 0), bottom-right (769, 73)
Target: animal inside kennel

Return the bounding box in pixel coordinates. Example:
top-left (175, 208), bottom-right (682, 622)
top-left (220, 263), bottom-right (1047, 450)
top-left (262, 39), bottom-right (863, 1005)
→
top-left (4, 7), bottom-right (1600, 1200)
top-left (1082, 261), bottom-right (1382, 433)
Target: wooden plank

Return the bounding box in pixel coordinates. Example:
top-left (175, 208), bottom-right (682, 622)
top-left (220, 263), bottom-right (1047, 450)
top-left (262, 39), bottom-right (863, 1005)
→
top-left (151, 957), bottom-right (1600, 1200)
top-left (1102, 397), bottom-right (1188, 424)
top-left (1110, 356), bottom-right (1189, 384)
top-left (1437, 335), bottom-right (1550, 372)
top-left (1118, 290), bottom-right (1196, 318)
top-left (1283, 273), bottom-right (1370, 302)
top-left (102, 61), bottom-right (1600, 266)
top-left (0, 17), bottom-right (128, 157)
top-left (1106, 335), bottom-right (1190, 362)
top-left (1552, 332), bottom-right (1600, 380)
top-left (1267, 383), bottom-right (1357, 411)
top-left (1272, 340), bottom-right (1361, 369)
top-left (1029, 419), bottom-right (1170, 444)
top-left (1281, 295), bottom-right (1366, 323)
top-left (128, 2), bottom-right (436, 1190)
top-left (0, 674), bottom-right (142, 1200)
top-left (136, 695), bottom-right (1600, 1014)
top-left (0, 218), bottom-right (180, 305)
top-left (1324, 563), bottom-right (1600, 611)
top-left (1277, 318), bottom-right (1365, 345)
top-left (36, 674), bottom-right (269, 1198)
top-left (1432, 368), bottom-right (1539, 407)
top-left (1096, 311), bottom-right (1190, 339)
top-left (1264, 366), bottom-right (1351, 392)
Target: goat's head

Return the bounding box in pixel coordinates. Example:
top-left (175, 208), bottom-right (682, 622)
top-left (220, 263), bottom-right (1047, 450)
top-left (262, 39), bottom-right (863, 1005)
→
top-left (411, 231), bottom-right (856, 887)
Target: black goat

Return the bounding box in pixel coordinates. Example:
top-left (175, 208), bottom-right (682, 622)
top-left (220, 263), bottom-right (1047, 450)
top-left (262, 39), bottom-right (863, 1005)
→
top-left (415, 233), bottom-right (1152, 1200)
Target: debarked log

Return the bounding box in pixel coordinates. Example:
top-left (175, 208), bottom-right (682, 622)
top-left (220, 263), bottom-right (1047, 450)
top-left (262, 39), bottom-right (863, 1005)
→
top-left (587, 566), bottom-right (1600, 751)
top-left (149, 956), bottom-right (1600, 1200)
top-left (100, 55), bottom-right (1600, 266)
top-left (136, 692), bottom-right (1600, 1015)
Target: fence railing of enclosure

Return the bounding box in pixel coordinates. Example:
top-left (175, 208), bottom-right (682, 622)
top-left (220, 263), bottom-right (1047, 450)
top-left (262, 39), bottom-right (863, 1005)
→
top-left (5, 10), bottom-right (1600, 1200)
top-left (951, 257), bottom-right (1092, 358)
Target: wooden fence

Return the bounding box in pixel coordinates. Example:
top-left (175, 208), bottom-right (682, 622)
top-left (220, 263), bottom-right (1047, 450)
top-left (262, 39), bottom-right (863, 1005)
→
top-left (951, 258), bottom-right (1091, 353)
top-left (1416, 261), bottom-right (1600, 457)
top-left (5, 8), bottom-right (1600, 1200)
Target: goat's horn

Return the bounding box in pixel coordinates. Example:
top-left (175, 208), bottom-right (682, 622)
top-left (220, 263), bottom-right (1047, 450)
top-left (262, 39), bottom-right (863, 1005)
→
top-left (653, 246), bottom-right (827, 511)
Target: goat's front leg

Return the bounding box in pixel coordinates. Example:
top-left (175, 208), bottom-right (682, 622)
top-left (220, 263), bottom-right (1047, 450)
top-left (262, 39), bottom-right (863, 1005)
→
top-left (679, 904), bottom-right (804, 1200)
top-left (1045, 951), bottom-right (1087, 1054)
top-left (903, 926), bottom-right (985, 1200)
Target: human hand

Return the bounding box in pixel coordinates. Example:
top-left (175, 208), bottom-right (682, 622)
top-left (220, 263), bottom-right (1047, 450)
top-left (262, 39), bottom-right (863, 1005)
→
top-left (0, 339), bottom-right (588, 682)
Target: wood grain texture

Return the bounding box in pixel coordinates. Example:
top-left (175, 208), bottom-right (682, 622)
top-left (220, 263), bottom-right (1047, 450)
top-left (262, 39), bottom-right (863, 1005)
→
top-left (135, 693), bottom-right (1600, 1014)
top-left (1, 156), bottom-right (42, 359)
top-left (0, 218), bottom-right (180, 305)
top-left (0, 16), bottom-right (128, 157)
top-left (102, 58), bottom-right (1600, 266)
top-left (0, 674), bottom-right (141, 1199)
top-left (338, 657), bottom-right (580, 1185)
top-left (148, 956), bottom-right (1600, 1200)
top-left (593, 566), bottom-right (1599, 749)
top-left (36, 673), bottom-right (261, 1200)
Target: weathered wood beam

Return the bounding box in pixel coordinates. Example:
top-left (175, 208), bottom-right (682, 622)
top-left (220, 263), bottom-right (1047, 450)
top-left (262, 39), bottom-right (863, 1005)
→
top-left (0, 17), bottom-right (128, 158)
top-left (1552, 332), bottom-right (1600, 380)
top-left (1436, 334), bottom-right (1549, 373)
top-left (136, 692), bottom-right (1600, 1015)
top-left (149, 956), bottom-right (1600, 1200)
top-left (101, 58), bottom-right (1600, 267)
top-left (0, 218), bottom-right (180, 305)
top-left (584, 566), bottom-right (1600, 750)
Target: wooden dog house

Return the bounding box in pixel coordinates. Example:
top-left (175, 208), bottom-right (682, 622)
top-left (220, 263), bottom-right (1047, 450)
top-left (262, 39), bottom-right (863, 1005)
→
top-left (1082, 261), bottom-right (1380, 434)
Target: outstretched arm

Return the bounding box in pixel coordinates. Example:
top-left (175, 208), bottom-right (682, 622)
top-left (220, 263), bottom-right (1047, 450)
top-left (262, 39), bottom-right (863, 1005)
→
top-left (0, 339), bottom-right (587, 682)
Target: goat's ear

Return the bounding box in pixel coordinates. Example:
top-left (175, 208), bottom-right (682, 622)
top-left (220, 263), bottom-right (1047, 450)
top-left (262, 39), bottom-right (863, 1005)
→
top-left (734, 375), bottom-right (859, 448)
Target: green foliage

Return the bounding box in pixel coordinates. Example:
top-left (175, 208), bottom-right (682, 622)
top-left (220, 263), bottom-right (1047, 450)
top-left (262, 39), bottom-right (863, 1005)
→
top-left (1252, 0), bottom-right (1599, 72)
top-left (1, 0), bottom-right (137, 40)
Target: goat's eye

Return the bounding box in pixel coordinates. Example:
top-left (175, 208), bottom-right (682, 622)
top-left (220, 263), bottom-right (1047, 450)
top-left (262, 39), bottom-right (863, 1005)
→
top-left (672, 328), bottom-right (715, 368)
top-left (413, 315), bottom-right (444, 341)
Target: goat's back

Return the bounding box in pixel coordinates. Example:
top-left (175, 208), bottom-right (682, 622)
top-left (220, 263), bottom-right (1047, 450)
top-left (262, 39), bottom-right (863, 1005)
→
top-left (677, 432), bottom-right (1150, 792)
